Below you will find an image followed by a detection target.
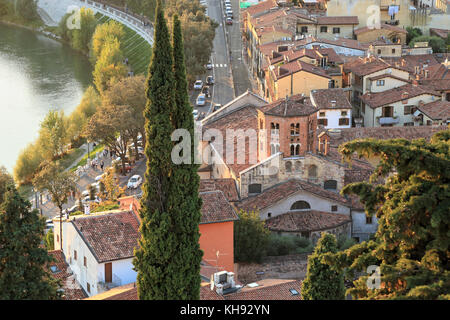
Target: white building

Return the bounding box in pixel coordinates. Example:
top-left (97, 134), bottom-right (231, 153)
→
top-left (310, 88), bottom-right (353, 129)
top-left (53, 210), bottom-right (140, 297)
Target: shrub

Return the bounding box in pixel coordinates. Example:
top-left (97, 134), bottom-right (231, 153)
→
top-left (46, 229), bottom-right (54, 251)
top-left (70, 211), bottom-right (83, 216)
top-left (266, 234), bottom-right (312, 256)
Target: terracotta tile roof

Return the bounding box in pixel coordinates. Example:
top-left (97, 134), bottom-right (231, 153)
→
top-left (361, 83), bottom-right (440, 108)
top-left (256, 25), bottom-right (292, 38)
top-left (421, 79), bottom-right (450, 91)
top-left (258, 94), bottom-right (318, 116)
top-left (224, 279), bottom-right (302, 300)
top-left (343, 56), bottom-right (392, 76)
top-left (236, 179), bottom-right (352, 213)
top-left (251, 8), bottom-right (287, 27)
top-left (314, 38), bottom-right (369, 51)
top-left (72, 211), bottom-right (140, 263)
top-left (47, 250), bottom-right (87, 300)
top-left (272, 59), bottom-right (331, 80)
top-left (417, 100), bottom-right (450, 120)
top-left (201, 285), bottom-right (226, 300)
top-left (316, 47), bottom-right (343, 64)
top-left (86, 283), bottom-right (138, 300)
top-left (265, 210), bottom-right (351, 233)
top-left (199, 179), bottom-right (240, 202)
top-left (200, 191), bottom-right (239, 224)
top-left (430, 28), bottom-right (450, 39)
top-left (203, 106), bottom-right (259, 175)
top-left (244, 0), bottom-right (278, 17)
top-left (383, 54), bottom-right (440, 75)
top-left (354, 23), bottom-right (407, 36)
top-left (316, 16), bottom-right (359, 25)
top-left (310, 88), bottom-right (352, 110)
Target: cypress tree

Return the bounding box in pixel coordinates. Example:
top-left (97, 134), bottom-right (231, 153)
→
top-left (0, 186), bottom-right (60, 299)
top-left (301, 233), bottom-right (346, 300)
top-left (167, 14), bottom-right (203, 299)
top-left (133, 0), bottom-right (178, 299)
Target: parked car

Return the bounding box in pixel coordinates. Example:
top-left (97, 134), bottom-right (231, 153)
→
top-left (118, 163), bottom-right (132, 174)
top-left (137, 146), bottom-right (144, 155)
top-left (193, 109), bottom-right (199, 120)
top-left (194, 80), bottom-right (203, 90)
top-left (225, 4), bottom-right (231, 10)
top-left (226, 10), bottom-right (233, 18)
top-left (226, 17), bottom-right (233, 25)
top-left (201, 85), bottom-right (210, 98)
top-left (224, 0), bottom-right (231, 5)
top-left (127, 175), bottom-right (143, 189)
top-left (95, 173), bottom-right (105, 182)
top-left (206, 62), bottom-right (213, 70)
top-left (196, 94), bottom-right (206, 106)
top-left (206, 75), bottom-right (214, 85)
top-left (213, 103), bottom-right (222, 112)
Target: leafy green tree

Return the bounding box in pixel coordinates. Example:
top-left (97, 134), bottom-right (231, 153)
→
top-left (410, 35), bottom-right (446, 53)
top-left (406, 26), bottom-right (422, 44)
top-left (46, 228), bottom-right (54, 251)
top-left (92, 38), bottom-right (127, 93)
top-left (33, 161), bottom-right (77, 252)
top-left (133, 0), bottom-right (180, 300)
top-left (38, 110), bottom-right (68, 160)
top-left (0, 166), bottom-right (14, 205)
top-left (91, 20), bottom-right (125, 62)
top-left (234, 210), bottom-right (270, 263)
top-left (162, 14), bottom-right (203, 299)
top-left (322, 130), bottom-right (450, 300)
top-left (0, 0), bottom-right (11, 17)
top-left (72, 8), bottom-right (98, 53)
top-left (302, 233), bottom-right (345, 300)
top-left (0, 186), bottom-right (60, 299)
top-left (15, 0), bottom-right (39, 22)
top-left (14, 142), bottom-right (45, 185)
top-left (103, 75), bottom-right (147, 159)
top-left (85, 103), bottom-right (134, 175)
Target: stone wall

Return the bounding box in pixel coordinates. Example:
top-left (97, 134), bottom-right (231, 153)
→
top-left (235, 253), bottom-right (310, 285)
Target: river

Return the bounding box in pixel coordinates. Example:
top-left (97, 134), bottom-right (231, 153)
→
top-left (0, 23), bottom-right (92, 173)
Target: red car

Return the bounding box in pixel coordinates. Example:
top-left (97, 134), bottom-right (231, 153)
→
top-left (226, 17), bottom-right (233, 25)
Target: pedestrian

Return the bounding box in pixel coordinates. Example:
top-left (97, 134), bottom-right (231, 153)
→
top-left (101, 160), bottom-right (104, 171)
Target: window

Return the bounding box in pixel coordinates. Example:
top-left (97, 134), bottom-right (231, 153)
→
top-left (320, 26), bottom-right (327, 33)
top-left (295, 123), bottom-right (300, 135)
top-left (84, 257), bottom-right (87, 267)
top-left (404, 122), bottom-right (414, 126)
top-left (295, 161), bottom-right (302, 172)
top-left (377, 49), bottom-right (381, 54)
top-left (105, 263), bottom-right (112, 283)
top-left (366, 216), bottom-right (373, 224)
top-left (319, 112), bottom-right (326, 117)
top-left (301, 231), bottom-right (310, 238)
top-left (74, 250), bottom-right (77, 261)
top-left (404, 105), bottom-right (413, 115)
top-left (87, 283), bottom-right (90, 293)
top-left (339, 118), bottom-right (349, 126)
top-left (382, 106), bottom-right (393, 117)
top-left (318, 118), bottom-right (328, 126)
top-left (267, 213), bottom-right (272, 218)
top-left (295, 145), bottom-right (300, 156)
top-left (331, 205), bottom-right (338, 212)
top-left (56, 234), bottom-right (59, 243)
top-left (290, 124), bottom-right (296, 136)
top-left (50, 265), bottom-right (61, 274)
top-left (285, 161), bottom-right (292, 172)
top-left (301, 26), bottom-right (308, 33)
top-left (290, 144), bottom-right (295, 156)
top-left (362, 103), bottom-right (366, 114)
top-left (376, 80), bottom-right (385, 86)
top-left (332, 27), bottom-right (340, 34)
top-left (308, 165), bottom-right (317, 178)
top-left (392, 48), bottom-right (396, 54)
top-left (324, 180), bottom-right (338, 190)
top-left (248, 184), bottom-right (262, 194)
top-left (341, 111), bottom-right (347, 116)
top-left (290, 201), bottom-right (311, 210)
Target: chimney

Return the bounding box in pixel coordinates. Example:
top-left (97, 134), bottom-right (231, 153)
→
top-left (331, 100), bottom-right (336, 108)
top-left (213, 271), bottom-right (236, 295)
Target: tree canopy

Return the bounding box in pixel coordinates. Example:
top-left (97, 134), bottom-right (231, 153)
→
top-left (321, 130), bottom-right (450, 300)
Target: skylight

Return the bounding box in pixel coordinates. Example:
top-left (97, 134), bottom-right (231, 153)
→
top-left (290, 288), bottom-right (299, 295)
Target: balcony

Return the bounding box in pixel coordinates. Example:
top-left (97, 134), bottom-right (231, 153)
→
top-left (377, 116), bottom-right (399, 125)
top-left (382, 20), bottom-right (400, 26)
top-left (380, 0), bottom-right (400, 11)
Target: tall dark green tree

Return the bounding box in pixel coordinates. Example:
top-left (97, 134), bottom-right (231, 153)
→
top-left (165, 14), bottom-right (203, 299)
top-left (133, 0), bottom-right (179, 299)
top-left (322, 130), bottom-right (450, 299)
top-left (301, 233), bottom-right (346, 300)
top-left (0, 186), bottom-right (60, 299)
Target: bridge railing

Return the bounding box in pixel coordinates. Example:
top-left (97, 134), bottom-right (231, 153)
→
top-left (76, 0), bottom-right (154, 45)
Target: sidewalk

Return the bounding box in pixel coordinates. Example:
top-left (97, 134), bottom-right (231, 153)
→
top-left (228, 0), bottom-right (253, 96)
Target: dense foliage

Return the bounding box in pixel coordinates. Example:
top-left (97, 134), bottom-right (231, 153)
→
top-left (409, 35), bottom-right (446, 53)
top-left (301, 233), bottom-right (346, 300)
top-left (0, 186), bottom-right (60, 299)
top-left (321, 130), bottom-right (450, 300)
top-left (234, 210), bottom-right (270, 263)
top-left (0, 166), bottom-right (14, 205)
top-left (59, 8), bottom-right (98, 54)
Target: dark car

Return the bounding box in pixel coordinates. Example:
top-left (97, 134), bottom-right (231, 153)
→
top-left (206, 75), bottom-right (214, 85)
top-left (213, 104), bottom-right (222, 112)
top-left (201, 85), bottom-right (210, 98)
